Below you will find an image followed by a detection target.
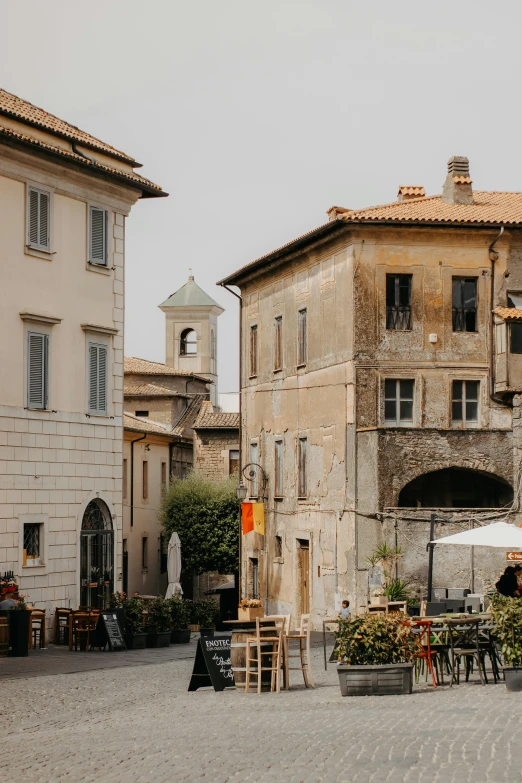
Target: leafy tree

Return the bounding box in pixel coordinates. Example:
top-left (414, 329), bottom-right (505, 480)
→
top-left (160, 473), bottom-right (239, 575)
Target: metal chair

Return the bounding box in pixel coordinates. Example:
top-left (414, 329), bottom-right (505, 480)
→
top-left (411, 619), bottom-right (443, 687)
top-left (445, 618), bottom-right (485, 686)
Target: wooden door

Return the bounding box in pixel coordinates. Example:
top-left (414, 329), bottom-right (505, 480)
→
top-left (297, 540), bottom-right (310, 616)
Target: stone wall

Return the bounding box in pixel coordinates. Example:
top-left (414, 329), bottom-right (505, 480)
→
top-left (124, 395), bottom-right (186, 427)
top-left (193, 429), bottom-right (239, 481)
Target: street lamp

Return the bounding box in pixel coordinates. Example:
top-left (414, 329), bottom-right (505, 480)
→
top-left (236, 481), bottom-right (248, 501)
top-left (239, 462), bottom-right (268, 500)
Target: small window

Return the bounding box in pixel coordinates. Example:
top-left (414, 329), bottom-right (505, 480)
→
top-left (297, 308), bottom-right (308, 365)
top-left (23, 522), bottom-right (42, 566)
top-left (229, 449), bottom-right (240, 476)
top-left (452, 277), bottom-right (477, 332)
top-left (27, 186), bottom-right (51, 251)
top-left (161, 461), bottom-right (167, 489)
top-left (386, 274), bottom-right (412, 330)
top-left (88, 342), bottom-right (108, 415)
top-left (452, 380), bottom-right (479, 425)
top-left (89, 206), bottom-right (108, 265)
top-left (135, 411), bottom-right (149, 417)
top-left (250, 325), bottom-right (258, 377)
top-left (496, 323), bottom-right (506, 355)
top-left (27, 332), bottom-right (49, 410)
top-left (298, 437), bottom-right (307, 497)
top-left (508, 293), bottom-right (522, 309)
top-left (142, 461), bottom-right (148, 500)
top-left (511, 323), bottom-right (522, 354)
top-left (123, 458), bottom-right (128, 500)
top-left (250, 442), bottom-right (259, 496)
top-left (274, 316), bottom-right (283, 371)
top-left (274, 535), bottom-right (283, 559)
top-left (180, 328), bottom-right (197, 355)
top-left (384, 379), bottom-right (414, 425)
top-left (250, 557), bottom-right (259, 599)
top-left (142, 537), bottom-right (148, 570)
top-left (275, 439), bottom-right (284, 497)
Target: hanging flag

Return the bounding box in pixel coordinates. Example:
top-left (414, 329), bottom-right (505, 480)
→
top-left (241, 502), bottom-right (265, 535)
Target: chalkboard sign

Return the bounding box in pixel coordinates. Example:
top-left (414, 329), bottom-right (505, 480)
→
top-left (95, 611), bottom-right (126, 651)
top-left (188, 632), bottom-right (234, 692)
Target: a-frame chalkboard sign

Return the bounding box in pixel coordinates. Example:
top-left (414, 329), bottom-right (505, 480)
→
top-left (92, 611), bottom-right (127, 651)
top-left (188, 632), bottom-right (235, 692)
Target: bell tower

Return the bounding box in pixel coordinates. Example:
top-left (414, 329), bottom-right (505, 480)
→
top-left (158, 275), bottom-right (224, 406)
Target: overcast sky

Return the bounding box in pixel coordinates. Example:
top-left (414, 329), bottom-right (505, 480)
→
top-left (2, 1), bottom-right (521, 392)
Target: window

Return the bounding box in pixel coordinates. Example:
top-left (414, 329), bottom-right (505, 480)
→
top-left (142, 537), bottom-right (148, 570)
top-left (297, 309), bottom-right (308, 365)
top-left (27, 332), bottom-right (49, 410)
top-left (384, 379), bottom-right (414, 425)
top-left (142, 461), bottom-right (148, 500)
top-left (386, 274), bottom-right (412, 330)
top-left (210, 329), bottom-right (216, 373)
top-left (511, 324), bottom-right (522, 354)
top-left (249, 325), bottom-right (258, 376)
top-left (180, 328), bottom-right (197, 355)
top-left (23, 522), bottom-right (42, 566)
top-left (27, 186), bottom-right (50, 251)
top-left (508, 293), bottom-right (522, 308)
top-left (88, 206), bottom-right (108, 265)
top-left (275, 439), bottom-right (283, 497)
top-left (161, 461), bottom-right (167, 490)
top-left (298, 437), bottom-right (308, 497)
top-left (274, 316), bottom-right (283, 371)
top-left (250, 557), bottom-right (259, 599)
top-left (452, 277), bottom-right (477, 332)
top-left (229, 449), bottom-right (240, 476)
top-left (250, 442), bottom-right (259, 496)
top-left (88, 342), bottom-right (108, 415)
top-left (135, 411), bottom-right (149, 417)
top-left (452, 380), bottom-right (479, 425)
top-left (123, 459), bottom-right (128, 500)
top-left (274, 535), bottom-right (283, 559)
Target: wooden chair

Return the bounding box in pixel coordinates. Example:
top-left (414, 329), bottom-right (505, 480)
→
top-left (30, 609), bottom-right (46, 649)
top-left (410, 619), bottom-right (443, 687)
top-left (69, 611), bottom-right (98, 651)
top-left (54, 608), bottom-right (72, 645)
top-left (284, 613), bottom-right (315, 689)
top-left (245, 615), bottom-right (285, 694)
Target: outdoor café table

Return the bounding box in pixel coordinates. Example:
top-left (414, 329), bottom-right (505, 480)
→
top-left (322, 619), bottom-right (339, 670)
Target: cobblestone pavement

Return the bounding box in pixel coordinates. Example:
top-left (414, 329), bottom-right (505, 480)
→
top-left (1, 639), bottom-right (520, 783)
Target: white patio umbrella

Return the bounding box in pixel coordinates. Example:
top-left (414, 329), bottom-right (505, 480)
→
top-left (165, 532), bottom-right (183, 599)
top-left (432, 520), bottom-right (522, 548)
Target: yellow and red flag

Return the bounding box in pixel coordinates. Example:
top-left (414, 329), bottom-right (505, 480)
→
top-left (241, 502), bottom-right (265, 535)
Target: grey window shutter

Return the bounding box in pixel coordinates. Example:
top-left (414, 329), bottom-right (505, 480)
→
top-left (28, 187), bottom-right (50, 249)
top-left (88, 343), bottom-right (108, 414)
top-left (28, 332), bottom-right (48, 409)
top-left (89, 207), bottom-right (107, 264)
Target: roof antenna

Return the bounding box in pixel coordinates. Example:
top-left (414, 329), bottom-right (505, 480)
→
top-left (189, 267), bottom-right (194, 281)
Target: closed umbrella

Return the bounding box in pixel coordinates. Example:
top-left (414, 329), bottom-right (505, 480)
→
top-left (165, 532), bottom-right (183, 599)
top-left (432, 520), bottom-right (522, 548)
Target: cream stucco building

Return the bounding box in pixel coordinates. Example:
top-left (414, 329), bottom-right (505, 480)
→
top-left (220, 157), bottom-right (522, 625)
top-left (0, 88), bottom-right (164, 629)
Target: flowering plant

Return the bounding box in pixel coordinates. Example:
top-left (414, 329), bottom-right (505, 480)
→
top-left (108, 591), bottom-right (126, 608)
top-left (239, 599), bottom-right (263, 609)
top-left (15, 593), bottom-right (29, 610)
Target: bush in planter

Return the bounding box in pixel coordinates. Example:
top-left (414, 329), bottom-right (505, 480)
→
top-left (168, 598), bottom-right (192, 643)
top-left (121, 597), bottom-right (146, 649)
top-left (190, 598), bottom-right (218, 629)
top-left (146, 597), bottom-right (172, 648)
top-left (335, 613), bottom-right (417, 696)
top-left (491, 594), bottom-right (522, 690)
top-left (108, 591), bottom-right (126, 609)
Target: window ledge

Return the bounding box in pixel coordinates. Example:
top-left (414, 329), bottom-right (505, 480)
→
top-left (297, 363), bottom-right (307, 370)
top-left (87, 261), bottom-right (112, 276)
top-left (81, 323), bottom-right (119, 336)
top-left (20, 311), bottom-right (62, 325)
top-left (274, 496), bottom-right (284, 502)
top-left (249, 375), bottom-right (258, 380)
top-left (273, 368), bottom-right (283, 374)
top-left (25, 245), bottom-right (53, 262)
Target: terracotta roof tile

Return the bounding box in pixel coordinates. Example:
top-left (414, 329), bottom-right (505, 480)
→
top-left (124, 381), bottom-right (185, 397)
top-left (194, 401), bottom-right (240, 429)
top-left (0, 88), bottom-right (134, 163)
top-left (124, 357), bottom-right (211, 382)
top-left (495, 307), bottom-right (522, 321)
top-left (398, 185), bottom-right (426, 197)
top-left (123, 413), bottom-right (176, 437)
top-left (171, 394), bottom-right (208, 436)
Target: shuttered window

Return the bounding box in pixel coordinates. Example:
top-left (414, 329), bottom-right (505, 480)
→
top-left (297, 309), bottom-right (307, 365)
top-left (88, 343), bottom-right (108, 415)
top-left (27, 187), bottom-right (51, 250)
top-left (89, 206), bottom-right (108, 265)
top-left (27, 332), bottom-right (49, 410)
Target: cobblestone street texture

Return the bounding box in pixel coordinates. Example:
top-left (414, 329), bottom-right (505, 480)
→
top-left (1, 637), bottom-right (520, 783)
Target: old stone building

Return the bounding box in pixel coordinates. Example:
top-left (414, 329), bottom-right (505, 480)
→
top-left (123, 278), bottom-right (239, 596)
top-left (0, 87), bottom-right (164, 628)
top-left (219, 156), bottom-right (522, 623)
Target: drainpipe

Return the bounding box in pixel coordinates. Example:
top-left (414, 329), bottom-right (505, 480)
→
top-left (129, 432), bottom-right (146, 527)
top-left (220, 283), bottom-right (243, 599)
top-left (489, 226), bottom-right (510, 407)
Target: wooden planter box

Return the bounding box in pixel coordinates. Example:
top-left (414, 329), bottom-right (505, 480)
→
top-left (337, 664), bottom-right (413, 696)
top-left (238, 607), bottom-right (264, 622)
top-left (370, 596), bottom-right (388, 606)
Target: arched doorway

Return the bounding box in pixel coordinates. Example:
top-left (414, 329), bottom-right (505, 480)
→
top-left (80, 499), bottom-right (114, 608)
top-left (398, 467), bottom-right (513, 508)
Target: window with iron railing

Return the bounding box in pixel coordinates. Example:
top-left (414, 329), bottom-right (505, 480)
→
top-left (452, 277), bottom-right (477, 332)
top-left (386, 274), bottom-right (412, 330)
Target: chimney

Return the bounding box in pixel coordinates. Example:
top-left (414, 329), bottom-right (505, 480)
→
top-left (441, 156), bottom-right (473, 205)
top-left (397, 186), bottom-right (425, 203)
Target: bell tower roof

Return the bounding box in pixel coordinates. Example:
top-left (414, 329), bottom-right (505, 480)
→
top-left (159, 275), bottom-right (223, 311)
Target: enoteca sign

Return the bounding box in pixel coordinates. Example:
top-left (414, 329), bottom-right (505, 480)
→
top-left (506, 552), bottom-right (522, 562)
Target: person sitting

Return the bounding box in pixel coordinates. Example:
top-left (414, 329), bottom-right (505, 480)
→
top-left (496, 565), bottom-right (521, 597)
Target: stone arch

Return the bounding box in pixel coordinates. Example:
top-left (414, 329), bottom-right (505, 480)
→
top-left (398, 467), bottom-right (513, 508)
top-left (180, 328), bottom-right (197, 356)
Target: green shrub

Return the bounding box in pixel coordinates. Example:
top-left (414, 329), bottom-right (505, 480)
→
top-left (190, 598), bottom-right (218, 628)
top-left (335, 613), bottom-right (416, 665)
top-left (123, 597), bottom-right (145, 635)
top-left (147, 597), bottom-right (172, 633)
top-left (168, 597), bottom-right (191, 629)
top-left (491, 594), bottom-right (522, 667)
top-left (384, 578), bottom-right (410, 602)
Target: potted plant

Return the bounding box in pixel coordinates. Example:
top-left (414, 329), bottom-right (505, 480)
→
top-left (122, 597), bottom-right (147, 649)
top-left (8, 593), bottom-right (31, 658)
top-left (490, 594), bottom-right (522, 691)
top-left (367, 543), bottom-right (406, 605)
top-left (146, 597), bottom-right (171, 647)
top-left (191, 598), bottom-right (218, 632)
top-left (168, 598), bottom-right (191, 644)
top-left (335, 613), bottom-right (416, 696)
top-left (238, 598), bottom-right (264, 621)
